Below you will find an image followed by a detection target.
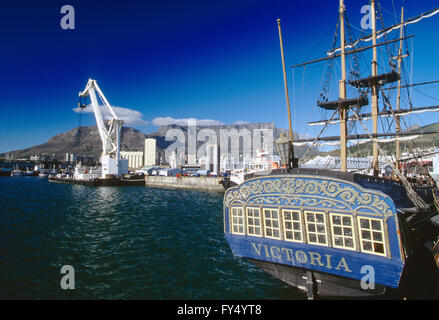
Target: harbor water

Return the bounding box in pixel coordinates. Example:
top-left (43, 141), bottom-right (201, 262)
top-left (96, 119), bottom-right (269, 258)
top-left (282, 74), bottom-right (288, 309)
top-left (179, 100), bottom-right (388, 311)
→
top-left (0, 176), bottom-right (305, 299)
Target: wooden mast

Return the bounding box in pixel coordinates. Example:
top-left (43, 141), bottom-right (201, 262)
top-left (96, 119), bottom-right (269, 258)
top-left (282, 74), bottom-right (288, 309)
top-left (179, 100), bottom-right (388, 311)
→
top-left (277, 18), bottom-right (296, 168)
top-left (371, 0), bottom-right (379, 175)
top-left (394, 7), bottom-right (407, 166)
top-left (339, 0), bottom-right (347, 172)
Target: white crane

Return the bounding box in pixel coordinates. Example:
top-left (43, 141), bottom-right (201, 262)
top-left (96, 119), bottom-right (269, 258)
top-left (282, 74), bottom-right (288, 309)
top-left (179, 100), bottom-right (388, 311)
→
top-left (79, 79), bottom-right (128, 178)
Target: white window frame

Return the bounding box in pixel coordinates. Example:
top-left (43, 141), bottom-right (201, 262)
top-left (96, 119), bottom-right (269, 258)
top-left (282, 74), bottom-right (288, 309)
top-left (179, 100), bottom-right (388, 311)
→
top-left (282, 209), bottom-right (303, 243)
top-left (263, 208), bottom-right (281, 240)
top-left (246, 207), bottom-right (262, 237)
top-left (357, 216), bottom-right (387, 257)
top-left (329, 213), bottom-right (356, 251)
top-left (305, 210), bottom-right (328, 246)
top-left (230, 207), bottom-right (245, 235)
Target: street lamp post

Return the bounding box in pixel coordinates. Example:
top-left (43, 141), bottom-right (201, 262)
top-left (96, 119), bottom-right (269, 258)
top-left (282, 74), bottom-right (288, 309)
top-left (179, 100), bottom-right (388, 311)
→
top-left (276, 133), bottom-right (297, 170)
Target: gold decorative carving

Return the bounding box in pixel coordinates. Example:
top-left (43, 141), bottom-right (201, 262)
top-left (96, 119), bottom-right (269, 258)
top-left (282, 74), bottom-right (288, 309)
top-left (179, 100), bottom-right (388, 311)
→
top-left (224, 175), bottom-right (395, 218)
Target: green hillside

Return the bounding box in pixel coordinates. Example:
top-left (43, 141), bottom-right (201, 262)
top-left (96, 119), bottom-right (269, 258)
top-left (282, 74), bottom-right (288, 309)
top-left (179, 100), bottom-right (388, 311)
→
top-left (321, 122), bottom-right (439, 158)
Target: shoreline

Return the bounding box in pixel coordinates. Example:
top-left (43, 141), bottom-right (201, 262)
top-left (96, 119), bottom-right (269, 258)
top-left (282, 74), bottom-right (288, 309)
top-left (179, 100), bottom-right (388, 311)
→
top-left (144, 175), bottom-right (225, 191)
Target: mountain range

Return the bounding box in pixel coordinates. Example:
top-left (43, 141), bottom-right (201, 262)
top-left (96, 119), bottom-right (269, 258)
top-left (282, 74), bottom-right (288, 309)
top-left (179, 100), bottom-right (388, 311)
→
top-left (1, 122), bottom-right (316, 160)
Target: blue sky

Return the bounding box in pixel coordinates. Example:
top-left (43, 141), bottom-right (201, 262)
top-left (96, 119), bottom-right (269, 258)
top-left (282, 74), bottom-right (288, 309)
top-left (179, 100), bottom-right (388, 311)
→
top-left (0, 0), bottom-right (438, 153)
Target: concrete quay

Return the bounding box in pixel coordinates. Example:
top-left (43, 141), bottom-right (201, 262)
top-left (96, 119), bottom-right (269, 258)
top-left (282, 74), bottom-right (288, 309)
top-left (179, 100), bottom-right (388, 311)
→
top-left (144, 175), bottom-right (225, 191)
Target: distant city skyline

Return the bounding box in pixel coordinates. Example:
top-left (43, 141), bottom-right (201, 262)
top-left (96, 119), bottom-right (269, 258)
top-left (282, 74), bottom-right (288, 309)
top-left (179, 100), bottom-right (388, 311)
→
top-left (1, 0), bottom-right (438, 153)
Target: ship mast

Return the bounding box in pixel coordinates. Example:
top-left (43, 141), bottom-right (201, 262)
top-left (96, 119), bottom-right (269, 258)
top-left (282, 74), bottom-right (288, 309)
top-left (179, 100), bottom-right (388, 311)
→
top-left (371, 0), bottom-right (379, 176)
top-left (394, 7), bottom-right (407, 165)
top-left (277, 18), bottom-right (296, 169)
top-left (339, 0), bottom-right (347, 172)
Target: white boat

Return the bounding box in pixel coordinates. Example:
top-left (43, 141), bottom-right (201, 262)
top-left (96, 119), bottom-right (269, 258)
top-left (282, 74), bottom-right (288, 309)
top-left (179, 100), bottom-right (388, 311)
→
top-left (72, 163), bottom-right (101, 180)
top-left (11, 169), bottom-right (24, 176)
top-left (11, 166), bottom-right (34, 176)
top-left (230, 149), bottom-right (280, 185)
top-left (23, 168), bottom-right (35, 176)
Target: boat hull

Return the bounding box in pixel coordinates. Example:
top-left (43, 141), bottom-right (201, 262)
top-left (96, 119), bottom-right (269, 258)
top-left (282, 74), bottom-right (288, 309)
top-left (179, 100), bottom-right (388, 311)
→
top-left (223, 171), bottom-right (415, 298)
top-left (226, 233), bottom-right (399, 297)
top-left (48, 176), bottom-right (145, 186)
top-left (248, 259), bottom-right (386, 298)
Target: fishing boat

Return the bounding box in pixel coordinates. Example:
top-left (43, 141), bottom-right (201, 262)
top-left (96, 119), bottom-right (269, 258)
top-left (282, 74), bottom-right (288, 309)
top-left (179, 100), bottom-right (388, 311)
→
top-left (223, 0), bottom-right (439, 299)
top-left (11, 165), bottom-right (34, 176)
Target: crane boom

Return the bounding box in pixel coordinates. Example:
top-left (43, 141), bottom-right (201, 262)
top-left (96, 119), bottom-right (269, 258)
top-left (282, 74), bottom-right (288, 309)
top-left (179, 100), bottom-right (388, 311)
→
top-left (79, 79), bottom-right (128, 178)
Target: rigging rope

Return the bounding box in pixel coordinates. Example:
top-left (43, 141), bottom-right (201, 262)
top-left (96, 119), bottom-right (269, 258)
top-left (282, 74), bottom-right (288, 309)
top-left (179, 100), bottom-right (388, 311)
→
top-left (298, 109), bottom-right (339, 163)
top-left (326, 6), bottom-right (439, 56)
top-left (344, 12), bottom-right (367, 136)
top-left (377, 0), bottom-right (395, 70)
top-left (319, 18), bottom-right (340, 103)
top-left (380, 87), bottom-right (439, 210)
top-left (350, 107), bottom-right (429, 209)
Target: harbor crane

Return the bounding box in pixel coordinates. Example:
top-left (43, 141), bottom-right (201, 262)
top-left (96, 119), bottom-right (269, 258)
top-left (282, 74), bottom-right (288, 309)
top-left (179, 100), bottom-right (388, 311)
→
top-left (78, 79), bottom-right (128, 178)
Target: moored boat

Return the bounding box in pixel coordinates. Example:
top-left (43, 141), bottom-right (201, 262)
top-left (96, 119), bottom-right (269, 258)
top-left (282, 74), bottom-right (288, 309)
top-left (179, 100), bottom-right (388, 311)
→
top-left (224, 168), bottom-right (439, 298)
top-left (223, 0), bottom-right (439, 299)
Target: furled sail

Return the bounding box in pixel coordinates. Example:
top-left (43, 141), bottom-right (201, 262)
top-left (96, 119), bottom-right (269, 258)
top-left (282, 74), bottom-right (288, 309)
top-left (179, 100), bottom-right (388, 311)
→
top-left (308, 105), bottom-right (439, 126)
top-left (293, 130), bottom-right (437, 145)
top-left (293, 135), bottom-right (419, 146)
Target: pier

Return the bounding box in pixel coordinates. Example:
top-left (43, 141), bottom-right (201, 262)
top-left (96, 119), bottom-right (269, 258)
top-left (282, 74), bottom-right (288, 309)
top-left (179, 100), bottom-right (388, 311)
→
top-left (46, 173), bottom-right (224, 190)
top-left (144, 175), bottom-right (224, 191)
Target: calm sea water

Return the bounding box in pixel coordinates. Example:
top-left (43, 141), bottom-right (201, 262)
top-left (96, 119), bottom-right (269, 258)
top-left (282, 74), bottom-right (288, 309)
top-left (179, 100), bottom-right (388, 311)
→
top-left (0, 176), bottom-right (305, 300)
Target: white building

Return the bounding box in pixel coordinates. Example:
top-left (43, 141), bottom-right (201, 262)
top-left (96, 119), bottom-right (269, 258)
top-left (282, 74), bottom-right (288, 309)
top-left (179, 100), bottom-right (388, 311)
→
top-left (301, 155), bottom-right (372, 171)
top-left (199, 143), bottom-right (220, 174)
top-left (101, 155), bottom-right (129, 178)
top-left (169, 150), bottom-right (178, 168)
top-left (187, 153), bottom-right (197, 165)
top-left (158, 168), bottom-right (181, 176)
top-left (144, 138), bottom-right (157, 166)
top-left (65, 153), bottom-right (77, 163)
top-left (120, 151), bottom-right (144, 170)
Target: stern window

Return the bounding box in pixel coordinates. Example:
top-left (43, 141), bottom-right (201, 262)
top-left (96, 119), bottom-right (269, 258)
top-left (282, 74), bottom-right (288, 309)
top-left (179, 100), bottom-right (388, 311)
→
top-left (305, 211), bottom-right (328, 246)
top-left (282, 209), bottom-right (303, 242)
top-left (246, 207), bottom-right (262, 237)
top-left (330, 213), bottom-right (356, 250)
top-left (263, 208), bottom-right (281, 239)
top-left (357, 217), bottom-right (386, 256)
top-left (230, 207), bottom-right (245, 235)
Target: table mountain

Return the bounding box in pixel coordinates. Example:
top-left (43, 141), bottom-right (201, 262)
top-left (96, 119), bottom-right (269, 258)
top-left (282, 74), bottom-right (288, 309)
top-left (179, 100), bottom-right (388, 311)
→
top-left (1, 122), bottom-right (316, 160)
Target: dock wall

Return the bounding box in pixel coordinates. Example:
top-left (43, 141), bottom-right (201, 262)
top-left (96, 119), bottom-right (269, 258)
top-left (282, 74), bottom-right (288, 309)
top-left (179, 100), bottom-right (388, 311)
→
top-left (145, 175), bottom-right (224, 191)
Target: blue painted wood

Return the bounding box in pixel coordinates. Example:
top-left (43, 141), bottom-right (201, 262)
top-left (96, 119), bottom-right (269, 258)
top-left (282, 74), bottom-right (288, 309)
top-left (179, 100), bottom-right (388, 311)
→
top-left (223, 175), bottom-right (406, 289)
top-left (225, 233), bottom-right (404, 288)
top-left (354, 175), bottom-right (414, 209)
